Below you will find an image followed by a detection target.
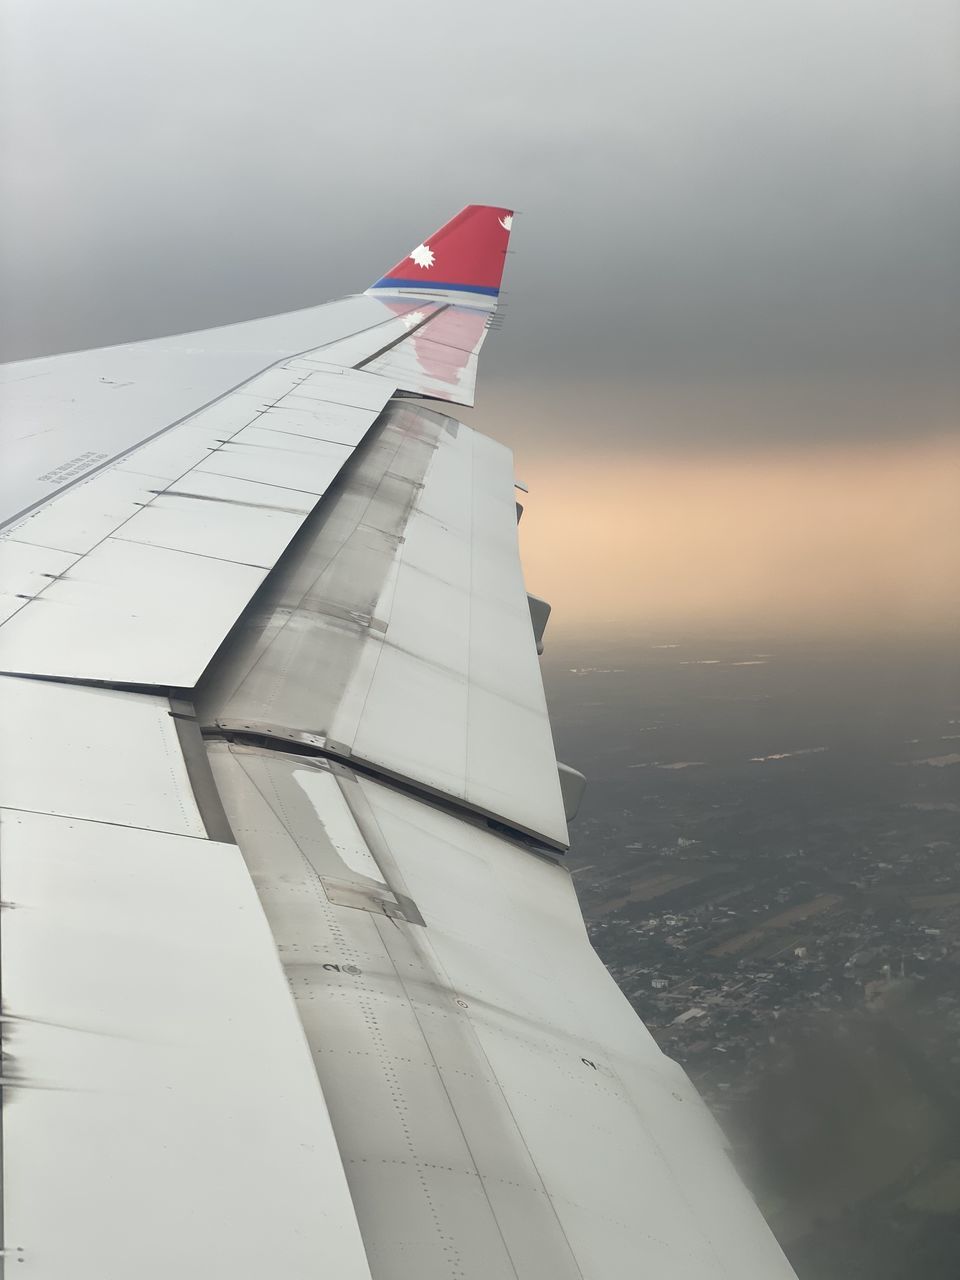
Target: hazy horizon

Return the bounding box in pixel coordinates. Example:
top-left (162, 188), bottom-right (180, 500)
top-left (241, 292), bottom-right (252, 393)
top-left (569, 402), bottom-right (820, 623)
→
top-left (510, 429), bottom-right (960, 642)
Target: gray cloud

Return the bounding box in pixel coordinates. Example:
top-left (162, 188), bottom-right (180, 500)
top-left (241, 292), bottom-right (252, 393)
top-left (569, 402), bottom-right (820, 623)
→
top-left (1, 0), bottom-right (957, 447)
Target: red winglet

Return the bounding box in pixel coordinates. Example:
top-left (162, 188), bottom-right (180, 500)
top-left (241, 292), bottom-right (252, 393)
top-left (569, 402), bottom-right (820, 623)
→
top-left (369, 204), bottom-right (513, 301)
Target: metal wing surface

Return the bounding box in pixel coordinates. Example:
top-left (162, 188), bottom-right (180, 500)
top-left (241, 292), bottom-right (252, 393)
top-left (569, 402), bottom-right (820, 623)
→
top-left (0, 206), bottom-right (798, 1277)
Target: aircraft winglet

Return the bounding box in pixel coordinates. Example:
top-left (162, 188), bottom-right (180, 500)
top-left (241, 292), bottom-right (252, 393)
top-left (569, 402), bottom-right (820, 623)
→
top-left (367, 204), bottom-right (513, 308)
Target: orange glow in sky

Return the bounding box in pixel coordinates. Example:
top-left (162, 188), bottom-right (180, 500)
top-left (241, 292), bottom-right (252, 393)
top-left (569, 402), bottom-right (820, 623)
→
top-left (513, 434), bottom-right (960, 639)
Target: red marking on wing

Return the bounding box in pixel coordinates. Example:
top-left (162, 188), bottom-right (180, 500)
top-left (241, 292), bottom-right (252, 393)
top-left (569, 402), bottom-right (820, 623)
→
top-left (377, 205), bottom-right (512, 291)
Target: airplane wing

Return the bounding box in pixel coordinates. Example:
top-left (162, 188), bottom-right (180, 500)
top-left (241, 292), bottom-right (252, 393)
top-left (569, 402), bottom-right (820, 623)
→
top-left (0, 207), bottom-right (798, 1279)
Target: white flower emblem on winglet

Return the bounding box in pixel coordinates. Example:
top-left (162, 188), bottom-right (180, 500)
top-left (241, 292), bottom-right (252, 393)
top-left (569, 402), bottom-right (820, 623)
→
top-left (409, 243), bottom-right (435, 269)
top-left (401, 310), bottom-right (426, 330)
top-left (499, 214), bottom-right (513, 231)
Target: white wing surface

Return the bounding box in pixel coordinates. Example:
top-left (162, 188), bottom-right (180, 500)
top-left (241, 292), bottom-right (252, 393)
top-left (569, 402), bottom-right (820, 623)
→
top-left (0, 678), bottom-right (373, 1280)
top-left (0, 206), bottom-right (797, 1277)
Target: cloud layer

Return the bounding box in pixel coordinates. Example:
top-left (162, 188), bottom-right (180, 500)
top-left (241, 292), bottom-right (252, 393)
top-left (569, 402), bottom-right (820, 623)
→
top-left (2, 0), bottom-right (957, 445)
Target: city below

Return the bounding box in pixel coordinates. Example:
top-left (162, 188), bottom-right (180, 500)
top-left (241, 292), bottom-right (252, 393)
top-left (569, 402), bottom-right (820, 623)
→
top-left (544, 632), bottom-right (960, 1280)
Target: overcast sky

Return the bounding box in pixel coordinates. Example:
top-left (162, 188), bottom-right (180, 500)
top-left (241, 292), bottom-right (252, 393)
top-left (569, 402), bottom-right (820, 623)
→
top-left (2, 0), bottom-right (957, 632)
top-left (3, 1), bottom-right (957, 439)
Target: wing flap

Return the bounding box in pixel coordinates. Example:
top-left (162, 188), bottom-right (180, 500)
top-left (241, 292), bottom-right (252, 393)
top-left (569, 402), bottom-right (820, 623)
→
top-left (206, 741), bottom-right (799, 1280)
top-left (197, 400), bottom-right (569, 849)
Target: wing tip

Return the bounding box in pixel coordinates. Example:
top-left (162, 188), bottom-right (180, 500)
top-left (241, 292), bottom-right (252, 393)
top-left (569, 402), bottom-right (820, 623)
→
top-left (368, 204), bottom-right (514, 303)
